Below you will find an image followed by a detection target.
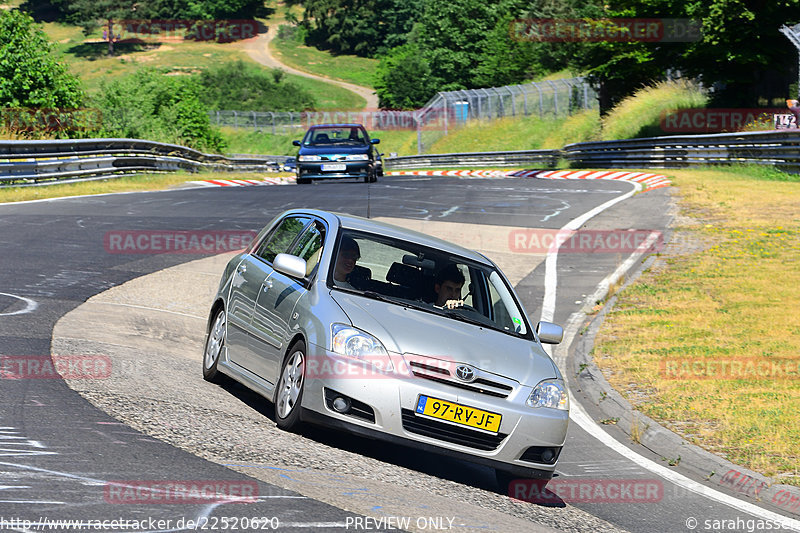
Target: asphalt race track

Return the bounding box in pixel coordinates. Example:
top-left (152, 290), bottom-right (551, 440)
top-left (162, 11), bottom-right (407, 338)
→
top-left (1, 175), bottom-right (798, 533)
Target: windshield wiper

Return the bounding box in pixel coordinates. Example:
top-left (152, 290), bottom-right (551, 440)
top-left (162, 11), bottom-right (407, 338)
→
top-left (440, 309), bottom-right (491, 329)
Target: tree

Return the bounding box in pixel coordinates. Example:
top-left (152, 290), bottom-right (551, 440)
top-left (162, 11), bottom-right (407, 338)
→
top-left (682, 0), bottom-right (800, 106)
top-left (0, 9), bottom-right (83, 109)
top-left (374, 44), bottom-right (435, 109)
top-left (60, 0), bottom-right (138, 56)
top-left (56, 0), bottom-right (265, 55)
top-left (302, 0), bottom-right (423, 57)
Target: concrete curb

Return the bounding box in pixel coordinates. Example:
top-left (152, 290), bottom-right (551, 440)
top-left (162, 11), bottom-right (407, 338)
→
top-left (565, 238), bottom-right (800, 520)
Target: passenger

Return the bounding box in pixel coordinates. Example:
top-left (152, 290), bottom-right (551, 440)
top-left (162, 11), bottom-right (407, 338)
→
top-left (434, 264), bottom-right (466, 309)
top-left (333, 236), bottom-right (360, 289)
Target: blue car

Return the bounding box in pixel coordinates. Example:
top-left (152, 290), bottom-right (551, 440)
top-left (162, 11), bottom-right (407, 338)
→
top-left (293, 124), bottom-right (380, 184)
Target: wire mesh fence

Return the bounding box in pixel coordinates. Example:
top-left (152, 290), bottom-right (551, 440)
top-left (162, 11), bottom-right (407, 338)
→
top-left (210, 77), bottom-right (597, 154)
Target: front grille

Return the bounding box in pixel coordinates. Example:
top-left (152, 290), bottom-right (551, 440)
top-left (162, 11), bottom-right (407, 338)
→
top-left (406, 358), bottom-right (516, 399)
top-left (401, 409), bottom-right (507, 451)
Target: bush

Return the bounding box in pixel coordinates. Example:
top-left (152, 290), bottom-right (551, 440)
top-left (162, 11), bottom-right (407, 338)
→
top-left (0, 9), bottom-right (84, 137)
top-left (196, 60), bottom-right (316, 111)
top-left (93, 69), bottom-right (225, 152)
top-left (601, 80), bottom-right (708, 140)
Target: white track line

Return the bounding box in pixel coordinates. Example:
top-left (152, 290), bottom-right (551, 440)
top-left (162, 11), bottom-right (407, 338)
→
top-left (542, 183), bottom-right (800, 530)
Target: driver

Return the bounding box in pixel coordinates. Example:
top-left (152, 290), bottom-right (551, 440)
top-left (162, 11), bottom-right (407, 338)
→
top-left (333, 236), bottom-right (360, 289)
top-left (434, 264), bottom-right (466, 309)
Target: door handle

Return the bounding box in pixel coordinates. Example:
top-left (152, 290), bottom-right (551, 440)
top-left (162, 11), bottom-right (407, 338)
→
top-left (263, 278), bottom-right (273, 292)
top-left (236, 263), bottom-right (246, 274)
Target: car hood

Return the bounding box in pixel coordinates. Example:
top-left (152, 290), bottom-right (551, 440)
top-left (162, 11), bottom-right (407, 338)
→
top-left (330, 291), bottom-right (559, 386)
top-left (299, 145), bottom-right (370, 156)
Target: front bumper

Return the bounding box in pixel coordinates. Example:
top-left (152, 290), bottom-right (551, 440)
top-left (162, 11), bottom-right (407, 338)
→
top-left (297, 161), bottom-right (370, 180)
top-left (301, 345), bottom-right (569, 477)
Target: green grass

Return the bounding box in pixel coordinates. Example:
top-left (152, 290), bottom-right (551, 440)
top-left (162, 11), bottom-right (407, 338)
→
top-left (601, 79), bottom-right (709, 140)
top-left (286, 75), bottom-right (365, 110)
top-left (43, 21), bottom-right (363, 110)
top-left (593, 167), bottom-right (800, 485)
top-left (271, 34), bottom-right (378, 89)
top-left (221, 128), bottom-right (300, 155)
top-left (220, 127), bottom-right (417, 156)
top-left (425, 112), bottom-right (600, 154)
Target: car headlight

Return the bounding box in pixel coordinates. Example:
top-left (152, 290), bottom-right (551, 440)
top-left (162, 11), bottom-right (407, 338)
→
top-left (527, 379), bottom-right (569, 410)
top-left (331, 324), bottom-right (388, 358)
top-left (298, 155), bottom-right (322, 161)
top-left (345, 154), bottom-right (369, 161)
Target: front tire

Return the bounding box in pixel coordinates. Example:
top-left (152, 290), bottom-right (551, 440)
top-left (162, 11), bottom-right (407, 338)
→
top-left (275, 340), bottom-right (306, 431)
top-left (203, 308), bottom-right (226, 383)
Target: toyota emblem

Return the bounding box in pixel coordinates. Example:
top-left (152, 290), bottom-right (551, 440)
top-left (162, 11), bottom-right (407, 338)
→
top-left (455, 364), bottom-right (476, 382)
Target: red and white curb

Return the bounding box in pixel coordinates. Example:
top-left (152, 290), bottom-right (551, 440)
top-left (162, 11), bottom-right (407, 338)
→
top-left (387, 169), bottom-right (512, 178)
top-left (388, 169), bottom-right (671, 191)
top-left (189, 177), bottom-right (296, 187)
top-left (190, 169), bottom-right (671, 191)
top-left (510, 169), bottom-right (671, 190)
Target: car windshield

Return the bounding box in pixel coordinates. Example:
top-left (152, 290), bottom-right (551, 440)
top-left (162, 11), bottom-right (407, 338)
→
top-left (305, 126), bottom-right (368, 146)
top-left (328, 229), bottom-right (531, 338)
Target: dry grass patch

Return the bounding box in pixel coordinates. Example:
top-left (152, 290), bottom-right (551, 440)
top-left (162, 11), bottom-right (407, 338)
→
top-left (0, 171), bottom-right (264, 203)
top-left (593, 166), bottom-right (800, 484)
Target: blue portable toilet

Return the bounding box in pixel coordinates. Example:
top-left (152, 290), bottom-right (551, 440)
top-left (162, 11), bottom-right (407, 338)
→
top-left (453, 101), bottom-right (469, 122)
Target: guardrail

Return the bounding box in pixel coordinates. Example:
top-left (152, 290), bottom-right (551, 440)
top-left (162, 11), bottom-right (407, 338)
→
top-left (0, 139), bottom-right (284, 185)
top-left (4, 130), bottom-right (800, 185)
top-left (563, 130), bottom-right (800, 171)
top-left (383, 150), bottom-right (561, 170)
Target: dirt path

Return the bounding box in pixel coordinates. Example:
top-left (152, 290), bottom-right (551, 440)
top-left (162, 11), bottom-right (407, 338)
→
top-left (243, 25), bottom-right (378, 110)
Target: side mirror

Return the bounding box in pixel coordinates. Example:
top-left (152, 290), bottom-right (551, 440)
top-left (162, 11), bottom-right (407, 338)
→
top-left (536, 321), bottom-right (563, 344)
top-left (273, 253), bottom-right (307, 280)
top-left (371, 138), bottom-right (380, 144)
top-left (292, 140), bottom-right (301, 146)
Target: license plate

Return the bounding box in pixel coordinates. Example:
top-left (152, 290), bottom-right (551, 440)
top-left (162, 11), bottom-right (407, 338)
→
top-left (415, 395), bottom-right (501, 433)
top-left (321, 163), bottom-right (346, 171)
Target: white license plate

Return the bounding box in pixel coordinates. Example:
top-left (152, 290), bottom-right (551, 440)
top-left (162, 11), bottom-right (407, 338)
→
top-left (321, 163), bottom-right (346, 171)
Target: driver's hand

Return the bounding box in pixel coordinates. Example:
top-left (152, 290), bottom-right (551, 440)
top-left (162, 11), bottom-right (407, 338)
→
top-left (443, 299), bottom-right (464, 309)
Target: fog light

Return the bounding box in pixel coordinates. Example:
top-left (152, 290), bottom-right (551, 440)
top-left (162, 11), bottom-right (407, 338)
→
top-left (332, 396), bottom-right (351, 413)
top-left (541, 449), bottom-right (555, 463)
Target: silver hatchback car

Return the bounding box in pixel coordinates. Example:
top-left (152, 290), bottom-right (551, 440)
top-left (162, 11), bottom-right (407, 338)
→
top-left (203, 209), bottom-right (569, 483)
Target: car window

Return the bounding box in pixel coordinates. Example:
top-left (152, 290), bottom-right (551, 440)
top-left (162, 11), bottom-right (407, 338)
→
top-left (329, 230), bottom-right (531, 338)
top-left (291, 221), bottom-right (324, 277)
top-left (305, 126), bottom-right (368, 146)
top-left (255, 216), bottom-right (310, 264)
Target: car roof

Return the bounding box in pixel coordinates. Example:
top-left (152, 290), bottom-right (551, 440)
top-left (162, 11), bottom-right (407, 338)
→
top-left (308, 124), bottom-right (366, 129)
top-left (334, 212), bottom-right (489, 264)
top-left (279, 209), bottom-right (489, 264)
